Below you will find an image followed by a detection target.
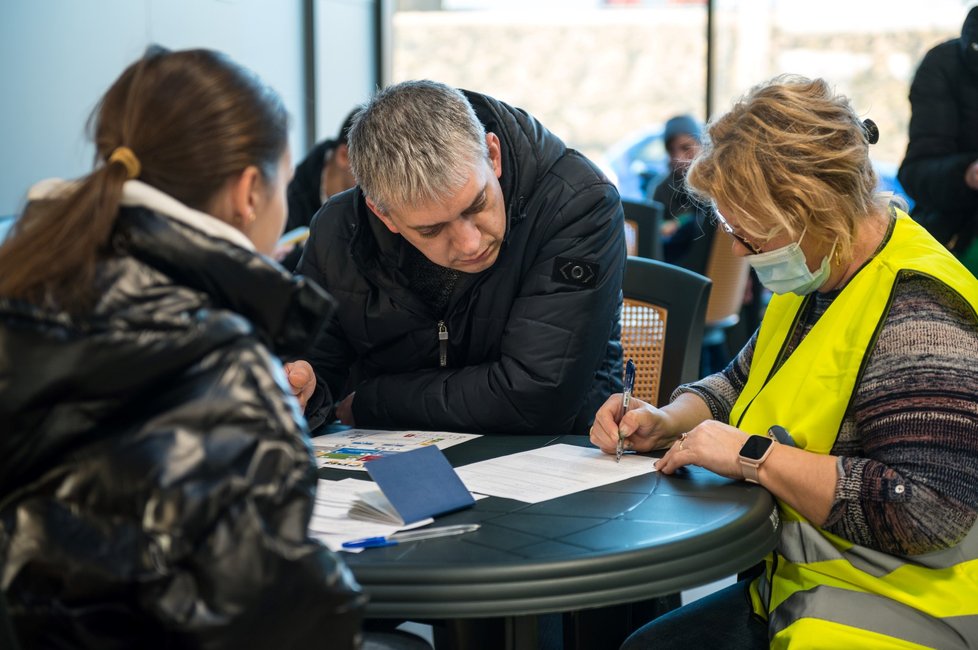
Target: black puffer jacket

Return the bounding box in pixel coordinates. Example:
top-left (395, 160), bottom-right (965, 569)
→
top-left (298, 90), bottom-right (625, 436)
top-left (899, 7), bottom-right (978, 250)
top-left (0, 194), bottom-right (364, 648)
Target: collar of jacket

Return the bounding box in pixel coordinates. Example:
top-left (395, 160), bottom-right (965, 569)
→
top-left (104, 182), bottom-right (336, 358)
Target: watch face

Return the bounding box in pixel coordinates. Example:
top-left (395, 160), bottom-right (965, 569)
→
top-left (741, 435), bottom-right (774, 461)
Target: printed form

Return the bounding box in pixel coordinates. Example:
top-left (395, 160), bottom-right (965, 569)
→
top-left (309, 478), bottom-right (432, 552)
top-left (456, 443), bottom-right (658, 504)
top-left (311, 429), bottom-right (480, 471)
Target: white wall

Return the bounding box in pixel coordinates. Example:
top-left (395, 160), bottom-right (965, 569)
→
top-left (315, 0), bottom-right (378, 140)
top-left (0, 0), bottom-right (306, 216)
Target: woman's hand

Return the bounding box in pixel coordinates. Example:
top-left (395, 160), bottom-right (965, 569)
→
top-left (654, 419), bottom-right (749, 479)
top-left (590, 393), bottom-right (679, 454)
top-left (283, 360), bottom-right (316, 410)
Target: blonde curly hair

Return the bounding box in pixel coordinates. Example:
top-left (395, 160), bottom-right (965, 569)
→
top-left (686, 75), bottom-right (880, 265)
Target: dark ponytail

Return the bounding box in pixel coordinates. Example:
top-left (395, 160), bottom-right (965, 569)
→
top-left (0, 47), bottom-right (288, 315)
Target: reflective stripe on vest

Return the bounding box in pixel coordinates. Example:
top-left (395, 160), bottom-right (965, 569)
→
top-left (731, 213), bottom-right (978, 648)
top-left (770, 586), bottom-right (978, 650)
top-left (778, 518), bottom-right (978, 575)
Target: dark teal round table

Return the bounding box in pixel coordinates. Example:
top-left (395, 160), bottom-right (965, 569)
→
top-left (319, 434), bottom-right (779, 622)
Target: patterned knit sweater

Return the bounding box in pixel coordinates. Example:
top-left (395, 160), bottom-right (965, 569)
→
top-left (679, 271), bottom-right (978, 557)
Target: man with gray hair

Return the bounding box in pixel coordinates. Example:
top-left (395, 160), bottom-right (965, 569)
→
top-left (293, 80), bottom-right (624, 435)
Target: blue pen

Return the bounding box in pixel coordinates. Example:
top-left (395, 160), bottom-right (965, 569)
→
top-left (341, 523), bottom-right (480, 549)
top-left (618, 359), bottom-right (636, 463)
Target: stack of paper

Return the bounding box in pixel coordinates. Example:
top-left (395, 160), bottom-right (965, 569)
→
top-left (347, 488), bottom-right (407, 525)
top-left (308, 478), bottom-right (431, 552)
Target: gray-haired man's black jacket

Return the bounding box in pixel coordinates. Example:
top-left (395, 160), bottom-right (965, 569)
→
top-left (297, 90), bottom-right (625, 435)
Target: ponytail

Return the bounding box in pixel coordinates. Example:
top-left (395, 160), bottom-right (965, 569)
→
top-left (0, 155), bottom-right (131, 315)
top-left (0, 46), bottom-right (288, 317)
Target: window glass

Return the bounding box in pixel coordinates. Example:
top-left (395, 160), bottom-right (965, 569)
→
top-left (392, 0), bottom-right (969, 203)
top-left (712, 0), bottom-right (967, 202)
top-left (392, 0), bottom-right (708, 200)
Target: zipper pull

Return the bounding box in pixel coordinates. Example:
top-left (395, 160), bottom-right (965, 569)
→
top-left (438, 321), bottom-right (448, 368)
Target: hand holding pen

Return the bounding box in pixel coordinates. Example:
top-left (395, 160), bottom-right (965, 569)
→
top-left (617, 359), bottom-right (636, 463)
top-left (591, 362), bottom-right (678, 456)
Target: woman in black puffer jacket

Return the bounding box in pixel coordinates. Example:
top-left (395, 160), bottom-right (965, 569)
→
top-left (0, 47), bottom-right (365, 649)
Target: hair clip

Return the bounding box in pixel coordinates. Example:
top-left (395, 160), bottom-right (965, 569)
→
top-left (861, 118), bottom-right (879, 145)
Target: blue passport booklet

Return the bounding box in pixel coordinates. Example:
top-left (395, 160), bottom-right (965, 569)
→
top-left (349, 445), bottom-right (475, 526)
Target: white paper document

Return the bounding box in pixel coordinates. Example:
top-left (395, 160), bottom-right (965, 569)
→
top-left (347, 488), bottom-right (407, 525)
top-left (311, 428), bottom-right (481, 471)
top-left (455, 443), bottom-right (657, 504)
top-left (308, 478), bottom-right (432, 552)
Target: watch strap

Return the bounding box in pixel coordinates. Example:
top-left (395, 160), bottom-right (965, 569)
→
top-left (741, 458), bottom-right (762, 484)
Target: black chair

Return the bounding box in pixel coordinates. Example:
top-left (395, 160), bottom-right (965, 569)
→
top-left (700, 225), bottom-right (752, 374)
top-left (566, 258), bottom-right (710, 648)
top-left (622, 256), bottom-right (711, 406)
top-left (621, 199), bottom-right (664, 261)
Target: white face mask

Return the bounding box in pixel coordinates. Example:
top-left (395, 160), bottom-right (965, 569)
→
top-left (746, 228), bottom-right (836, 295)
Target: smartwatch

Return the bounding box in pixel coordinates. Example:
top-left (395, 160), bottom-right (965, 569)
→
top-left (738, 435), bottom-right (776, 484)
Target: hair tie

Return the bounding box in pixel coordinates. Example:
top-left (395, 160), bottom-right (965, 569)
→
top-left (861, 119), bottom-right (879, 145)
top-left (107, 146), bottom-right (141, 179)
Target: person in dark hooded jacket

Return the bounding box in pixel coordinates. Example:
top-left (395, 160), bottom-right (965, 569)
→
top-left (0, 47), bottom-right (367, 649)
top-left (899, 6), bottom-right (978, 274)
top-left (293, 80), bottom-right (625, 435)
top-left (278, 109), bottom-right (360, 271)
top-left (651, 114), bottom-right (715, 274)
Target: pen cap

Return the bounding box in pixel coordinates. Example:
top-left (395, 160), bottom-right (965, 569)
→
top-left (392, 523), bottom-right (480, 542)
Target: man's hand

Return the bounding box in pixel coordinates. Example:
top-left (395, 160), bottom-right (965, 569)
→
top-left (284, 360), bottom-right (316, 410)
top-left (336, 392), bottom-right (356, 426)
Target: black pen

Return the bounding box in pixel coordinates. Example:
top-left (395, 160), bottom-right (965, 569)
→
top-left (618, 359), bottom-right (636, 463)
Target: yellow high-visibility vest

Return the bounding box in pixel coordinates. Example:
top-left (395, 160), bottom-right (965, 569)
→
top-left (730, 212), bottom-right (978, 649)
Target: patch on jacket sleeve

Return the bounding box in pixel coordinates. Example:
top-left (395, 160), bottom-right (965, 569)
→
top-left (552, 257), bottom-right (599, 288)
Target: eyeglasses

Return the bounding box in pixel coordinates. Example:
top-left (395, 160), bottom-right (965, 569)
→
top-left (713, 209), bottom-right (763, 255)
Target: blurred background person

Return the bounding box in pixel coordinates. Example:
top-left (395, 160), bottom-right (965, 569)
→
top-left (650, 113), bottom-right (715, 274)
top-left (0, 47), bottom-right (367, 649)
top-left (899, 5), bottom-right (978, 276)
top-left (278, 108), bottom-right (360, 270)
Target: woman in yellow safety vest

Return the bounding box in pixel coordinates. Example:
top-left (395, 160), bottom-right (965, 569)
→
top-left (591, 75), bottom-right (978, 649)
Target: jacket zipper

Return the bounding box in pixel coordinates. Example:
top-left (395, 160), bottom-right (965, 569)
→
top-left (438, 321), bottom-right (448, 368)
